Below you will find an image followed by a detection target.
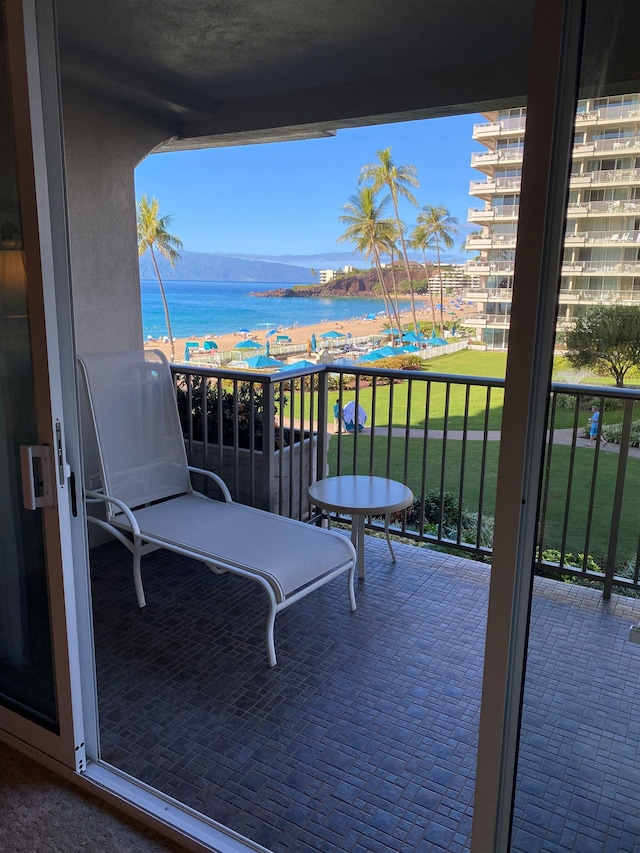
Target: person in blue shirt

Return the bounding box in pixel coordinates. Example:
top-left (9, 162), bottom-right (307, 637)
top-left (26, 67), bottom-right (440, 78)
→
top-left (333, 399), bottom-right (343, 434)
top-left (588, 405), bottom-right (607, 447)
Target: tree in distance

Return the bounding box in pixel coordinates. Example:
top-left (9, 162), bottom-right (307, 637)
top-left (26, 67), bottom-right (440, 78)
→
top-left (337, 186), bottom-right (402, 336)
top-left (565, 304), bottom-right (640, 387)
top-left (137, 195), bottom-right (183, 362)
top-left (412, 205), bottom-right (458, 336)
top-left (359, 148), bottom-right (420, 333)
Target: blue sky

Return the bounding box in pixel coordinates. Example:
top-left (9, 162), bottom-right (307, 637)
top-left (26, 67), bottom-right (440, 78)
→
top-left (134, 113), bottom-right (482, 266)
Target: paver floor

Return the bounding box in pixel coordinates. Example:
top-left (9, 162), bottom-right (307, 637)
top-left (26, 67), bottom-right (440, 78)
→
top-left (90, 535), bottom-right (640, 852)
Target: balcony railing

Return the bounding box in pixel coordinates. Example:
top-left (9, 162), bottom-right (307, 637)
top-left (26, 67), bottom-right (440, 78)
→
top-left (468, 205), bottom-right (520, 221)
top-left (567, 199), bottom-right (640, 215)
top-left (173, 362), bottom-right (640, 599)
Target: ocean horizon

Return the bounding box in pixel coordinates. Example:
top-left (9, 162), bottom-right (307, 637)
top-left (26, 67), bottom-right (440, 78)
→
top-left (141, 279), bottom-right (423, 339)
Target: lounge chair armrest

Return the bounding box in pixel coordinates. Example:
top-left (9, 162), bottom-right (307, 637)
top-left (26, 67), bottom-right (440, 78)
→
top-left (187, 466), bottom-right (233, 503)
top-left (85, 488), bottom-right (142, 536)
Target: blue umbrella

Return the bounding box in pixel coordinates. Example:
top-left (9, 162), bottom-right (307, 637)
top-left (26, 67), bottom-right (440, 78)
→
top-left (234, 339), bottom-right (263, 350)
top-left (244, 354), bottom-right (283, 369)
top-left (266, 328), bottom-right (278, 337)
top-left (355, 352), bottom-right (383, 363)
top-left (311, 333), bottom-right (317, 351)
top-left (281, 359), bottom-right (317, 370)
top-left (183, 345), bottom-right (191, 362)
top-left (429, 333), bottom-right (447, 346)
top-left (238, 327), bottom-right (251, 334)
top-left (265, 341), bottom-right (270, 356)
top-left (397, 344), bottom-right (420, 353)
top-left (403, 332), bottom-right (427, 343)
top-left (320, 330), bottom-right (346, 339)
top-left (203, 340), bottom-right (218, 350)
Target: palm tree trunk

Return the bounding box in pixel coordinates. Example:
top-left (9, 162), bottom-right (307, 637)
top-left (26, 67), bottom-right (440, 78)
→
top-left (150, 245), bottom-right (175, 361)
top-left (372, 248), bottom-right (397, 339)
top-left (421, 248), bottom-right (437, 333)
top-left (388, 250), bottom-right (402, 326)
top-left (435, 239), bottom-right (445, 337)
top-left (390, 186), bottom-right (419, 334)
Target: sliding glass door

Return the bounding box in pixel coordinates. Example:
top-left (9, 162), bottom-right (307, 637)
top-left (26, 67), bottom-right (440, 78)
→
top-left (0, 0), bottom-right (83, 767)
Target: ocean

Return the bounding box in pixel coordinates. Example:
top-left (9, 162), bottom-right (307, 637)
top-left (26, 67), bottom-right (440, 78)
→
top-left (141, 279), bottom-right (423, 339)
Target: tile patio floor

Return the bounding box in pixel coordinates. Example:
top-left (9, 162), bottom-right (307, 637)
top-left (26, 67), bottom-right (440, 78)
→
top-left (90, 534), bottom-right (640, 852)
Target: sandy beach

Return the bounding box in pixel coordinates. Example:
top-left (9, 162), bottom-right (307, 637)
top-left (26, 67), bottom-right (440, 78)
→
top-left (144, 301), bottom-right (478, 362)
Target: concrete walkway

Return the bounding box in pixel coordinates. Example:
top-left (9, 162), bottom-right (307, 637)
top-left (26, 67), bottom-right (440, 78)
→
top-left (331, 424), bottom-right (640, 458)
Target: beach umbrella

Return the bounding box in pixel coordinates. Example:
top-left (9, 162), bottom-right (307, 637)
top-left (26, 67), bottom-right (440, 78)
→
top-left (429, 333), bottom-right (447, 346)
top-left (311, 333), bottom-right (317, 351)
top-left (435, 303), bottom-right (443, 310)
top-left (281, 359), bottom-right (317, 370)
top-left (354, 352), bottom-right (383, 363)
top-left (403, 332), bottom-right (427, 343)
top-left (266, 328), bottom-right (277, 337)
top-left (203, 340), bottom-right (217, 350)
top-left (367, 345), bottom-right (396, 358)
top-left (265, 341), bottom-right (270, 356)
top-left (234, 339), bottom-right (263, 350)
top-left (238, 327), bottom-right (251, 334)
top-left (320, 330), bottom-right (345, 339)
top-left (244, 354), bottom-right (282, 369)
top-left (183, 345), bottom-right (191, 362)
top-left (397, 344), bottom-right (420, 353)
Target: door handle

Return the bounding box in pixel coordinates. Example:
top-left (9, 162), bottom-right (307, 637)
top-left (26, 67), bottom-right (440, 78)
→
top-left (19, 444), bottom-right (55, 510)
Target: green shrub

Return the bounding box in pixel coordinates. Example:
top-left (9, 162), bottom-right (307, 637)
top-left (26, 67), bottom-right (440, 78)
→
top-left (541, 548), bottom-right (603, 573)
top-left (601, 420), bottom-right (640, 447)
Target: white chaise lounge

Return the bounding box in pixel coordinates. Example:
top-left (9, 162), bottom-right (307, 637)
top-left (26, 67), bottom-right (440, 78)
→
top-left (78, 350), bottom-right (356, 667)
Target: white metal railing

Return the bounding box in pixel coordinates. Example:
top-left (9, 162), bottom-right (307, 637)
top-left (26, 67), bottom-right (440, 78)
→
top-left (468, 205), bottom-right (520, 220)
top-left (471, 147), bottom-right (524, 166)
top-left (567, 199), bottom-right (640, 214)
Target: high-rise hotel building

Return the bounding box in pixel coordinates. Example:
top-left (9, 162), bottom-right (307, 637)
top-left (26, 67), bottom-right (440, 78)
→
top-left (464, 96), bottom-right (640, 349)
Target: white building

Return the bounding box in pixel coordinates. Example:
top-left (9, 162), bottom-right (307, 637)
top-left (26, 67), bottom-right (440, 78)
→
top-left (319, 269), bottom-right (336, 283)
top-left (465, 96), bottom-right (640, 348)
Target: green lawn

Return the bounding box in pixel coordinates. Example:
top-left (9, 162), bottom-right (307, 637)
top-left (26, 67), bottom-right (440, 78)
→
top-left (328, 435), bottom-right (640, 567)
top-left (321, 350), bottom-right (636, 431)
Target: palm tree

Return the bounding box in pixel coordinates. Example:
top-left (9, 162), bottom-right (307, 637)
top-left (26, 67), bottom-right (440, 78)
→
top-left (409, 225), bottom-right (437, 333)
top-left (137, 195), bottom-right (183, 361)
top-left (359, 148), bottom-right (420, 332)
top-left (380, 234), bottom-right (403, 329)
top-left (414, 205), bottom-right (459, 336)
top-left (337, 187), bottom-right (401, 335)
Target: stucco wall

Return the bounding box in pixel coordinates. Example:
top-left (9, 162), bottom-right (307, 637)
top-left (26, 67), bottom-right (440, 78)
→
top-left (62, 87), bottom-right (172, 354)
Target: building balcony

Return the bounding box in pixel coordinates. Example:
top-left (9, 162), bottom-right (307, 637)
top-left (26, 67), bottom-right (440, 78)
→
top-left (571, 167), bottom-right (640, 188)
top-left (469, 176), bottom-right (522, 197)
top-left (472, 116), bottom-right (526, 140)
top-left (464, 235), bottom-right (493, 250)
top-left (470, 147), bottom-right (524, 169)
top-left (575, 104), bottom-right (640, 124)
top-left (88, 363), bottom-right (640, 851)
top-left (573, 136), bottom-right (640, 158)
top-left (567, 199), bottom-right (640, 216)
top-left (559, 288), bottom-right (640, 303)
top-left (468, 205), bottom-right (520, 223)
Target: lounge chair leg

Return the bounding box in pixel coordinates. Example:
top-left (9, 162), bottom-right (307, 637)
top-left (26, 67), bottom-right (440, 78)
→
top-left (133, 545), bottom-right (146, 608)
top-left (348, 564), bottom-right (357, 612)
top-left (266, 604), bottom-right (277, 668)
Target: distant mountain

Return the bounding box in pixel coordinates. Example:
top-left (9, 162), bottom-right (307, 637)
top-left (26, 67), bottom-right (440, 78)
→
top-left (139, 250), bottom-right (316, 283)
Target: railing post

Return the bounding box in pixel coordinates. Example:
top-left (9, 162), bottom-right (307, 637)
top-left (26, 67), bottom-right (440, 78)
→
top-left (261, 380), bottom-right (275, 512)
top-left (317, 368), bottom-right (329, 482)
top-left (603, 399), bottom-right (635, 599)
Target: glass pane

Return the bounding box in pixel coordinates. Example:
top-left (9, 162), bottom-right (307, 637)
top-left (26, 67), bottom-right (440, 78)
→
top-left (512, 1), bottom-right (640, 849)
top-left (0, 4), bottom-right (57, 729)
